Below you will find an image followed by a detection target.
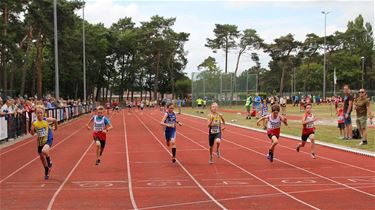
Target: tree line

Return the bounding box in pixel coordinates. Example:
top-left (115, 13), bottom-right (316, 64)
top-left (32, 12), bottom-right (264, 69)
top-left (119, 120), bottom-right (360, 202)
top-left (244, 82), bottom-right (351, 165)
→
top-left (200, 14), bottom-right (374, 97)
top-left (0, 0), bottom-right (190, 101)
top-left (1, 1), bottom-right (373, 101)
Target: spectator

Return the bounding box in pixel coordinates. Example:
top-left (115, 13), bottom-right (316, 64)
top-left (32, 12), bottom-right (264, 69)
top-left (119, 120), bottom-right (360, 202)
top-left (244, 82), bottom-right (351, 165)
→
top-left (354, 89), bottom-right (373, 145)
top-left (254, 94), bottom-right (262, 119)
top-left (343, 84), bottom-right (354, 140)
top-left (280, 96), bottom-right (287, 116)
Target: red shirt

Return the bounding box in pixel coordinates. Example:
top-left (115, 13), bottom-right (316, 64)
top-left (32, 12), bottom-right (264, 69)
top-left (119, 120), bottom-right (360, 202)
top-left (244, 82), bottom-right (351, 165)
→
top-left (337, 108), bottom-right (344, 123)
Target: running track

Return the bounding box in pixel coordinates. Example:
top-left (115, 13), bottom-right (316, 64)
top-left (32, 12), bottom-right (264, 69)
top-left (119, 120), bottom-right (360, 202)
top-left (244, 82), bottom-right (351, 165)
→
top-left (1, 109), bottom-right (374, 209)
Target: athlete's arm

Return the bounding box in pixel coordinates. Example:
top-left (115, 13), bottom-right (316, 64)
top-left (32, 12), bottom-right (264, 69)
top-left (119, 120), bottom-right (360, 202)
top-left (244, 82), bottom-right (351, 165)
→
top-left (160, 113), bottom-right (172, 127)
top-left (47, 117), bottom-right (58, 131)
top-left (207, 114), bottom-right (213, 127)
top-left (280, 115), bottom-right (288, 126)
top-left (30, 124), bottom-right (35, 135)
top-left (219, 114), bottom-right (226, 130)
top-left (256, 116), bottom-right (267, 126)
top-left (86, 116), bottom-right (94, 130)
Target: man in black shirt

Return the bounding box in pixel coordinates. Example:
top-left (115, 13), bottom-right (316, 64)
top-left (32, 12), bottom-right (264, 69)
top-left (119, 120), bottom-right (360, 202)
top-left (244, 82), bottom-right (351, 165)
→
top-left (343, 84), bottom-right (353, 139)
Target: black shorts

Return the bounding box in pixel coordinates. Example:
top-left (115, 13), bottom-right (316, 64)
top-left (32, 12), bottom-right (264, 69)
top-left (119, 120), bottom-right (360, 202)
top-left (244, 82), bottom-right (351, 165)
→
top-left (338, 123), bottom-right (345, 129)
top-left (209, 132), bottom-right (221, 147)
top-left (112, 106), bottom-right (119, 111)
top-left (94, 138), bottom-right (106, 149)
top-left (267, 134), bottom-right (279, 140)
top-left (197, 104), bottom-right (202, 108)
top-left (37, 139), bottom-right (53, 154)
top-left (301, 132), bottom-right (314, 142)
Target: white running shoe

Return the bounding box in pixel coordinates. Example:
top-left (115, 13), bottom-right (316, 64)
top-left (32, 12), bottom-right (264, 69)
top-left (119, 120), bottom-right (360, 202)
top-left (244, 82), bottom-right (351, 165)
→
top-left (209, 156), bottom-right (214, 164)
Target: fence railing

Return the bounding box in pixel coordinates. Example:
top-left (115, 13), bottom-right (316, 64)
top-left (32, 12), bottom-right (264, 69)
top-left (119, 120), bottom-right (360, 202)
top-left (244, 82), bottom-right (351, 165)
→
top-left (0, 104), bottom-right (92, 143)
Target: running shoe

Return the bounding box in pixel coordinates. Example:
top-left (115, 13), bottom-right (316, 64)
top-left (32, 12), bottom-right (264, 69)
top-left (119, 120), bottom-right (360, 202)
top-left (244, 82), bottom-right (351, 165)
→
top-left (296, 145), bottom-right (300, 152)
top-left (216, 150), bottom-right (221, 158)
top-left (44, 174), bottom-right (49, 180)
top-left (95, 159), bottom-right (101, 165)
top-left (359, 141), bottom-right (368, 146)
top-left (48, 160), bottom-right (53, 169)
top-left (172, 157), bottom-right (176, 163)
top-left (311, 153), bottom-right (316, 159)
top-left (209, 156), bottom-right (214, 164)
top-left (267, 153), bottom-right (273, 162)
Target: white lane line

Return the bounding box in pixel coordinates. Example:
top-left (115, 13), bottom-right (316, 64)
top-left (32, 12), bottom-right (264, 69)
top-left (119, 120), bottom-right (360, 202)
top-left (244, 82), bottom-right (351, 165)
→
top-left (179, 117), bottom-right (375, 198)
top-left (134, 113), bottom-right (227, 210)
top-left (0, 115), bottom-right (87, 156)
top-left (180, 114), bottom-right (375, 173)
top-left (46, 141), bottom-right (94, 210)
top-left (146, 114), bottom-right (319, 210)
top-left (0, 124), bottom-right (86, 184)
top-left (123, 109), bottom-right (138, 210)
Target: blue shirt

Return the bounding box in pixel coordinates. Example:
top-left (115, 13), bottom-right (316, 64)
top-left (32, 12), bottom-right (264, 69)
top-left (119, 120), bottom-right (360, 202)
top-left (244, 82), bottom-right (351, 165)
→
top-left (254, 96), bottom-right (262, 107)
top-left (164, 112), bottom-right (176, 132)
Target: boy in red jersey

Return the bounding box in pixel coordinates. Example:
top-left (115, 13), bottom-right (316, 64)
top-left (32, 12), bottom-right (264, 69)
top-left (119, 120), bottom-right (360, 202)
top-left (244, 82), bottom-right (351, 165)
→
top-left (296, 104), bottom-right (316, 159)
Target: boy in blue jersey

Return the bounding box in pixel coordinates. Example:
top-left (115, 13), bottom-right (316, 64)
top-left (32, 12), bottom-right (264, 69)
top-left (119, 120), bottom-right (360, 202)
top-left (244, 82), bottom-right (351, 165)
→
top-left (87, 106), bottom-right (113, 165)
top-left (160, 103), bottom-right (182, 163)
top-left (30, 105), bottom-right (58, 180)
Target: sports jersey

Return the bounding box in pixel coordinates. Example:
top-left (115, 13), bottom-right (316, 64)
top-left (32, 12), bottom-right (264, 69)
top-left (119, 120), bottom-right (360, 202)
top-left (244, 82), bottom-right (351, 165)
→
top-left (33, 118), bottom-right (53, 146)
top-left (302, 113), bottom-right (315, 135)
top-left (208, 113), bottom-right (221, 134)
top-left (164, 112), bottom-right (177, 132)
top-left (267, 114), bottom-right (281, 137)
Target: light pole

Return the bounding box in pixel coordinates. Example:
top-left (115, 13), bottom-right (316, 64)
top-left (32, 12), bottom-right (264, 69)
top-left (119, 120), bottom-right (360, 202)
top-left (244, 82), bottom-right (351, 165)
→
top-left (321, 10), bottom-right (330, 100)
top-left (361, 56), bottom-right (365, 88)
top-left (82, 1), bottom-right (87, 102)
top-left (54, 0), bottom-right (60, 100)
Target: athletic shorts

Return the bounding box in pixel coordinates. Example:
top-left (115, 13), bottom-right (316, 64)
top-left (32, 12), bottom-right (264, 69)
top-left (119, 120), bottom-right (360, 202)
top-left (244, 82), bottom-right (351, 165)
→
top-left (93, 138), bottom-right (106, 149)
top-left (356, 116), bottom-right (367, 130)
top-left (165, 129), bottom-right (176, 142)
top-left (301, 132), bottom-right (314, 142)
top-left (267, 134), bottom-right (279, 140)
top-left (197, 104), bottom-right (202, 108)
top-left (344, 114), bottom-right (352, 125)
top-left (37, 138), bottom-right (53, 154)
top-left (209, 132), bottom-right (221, 147)
top-left (338, 123), bottom-right (345, 129)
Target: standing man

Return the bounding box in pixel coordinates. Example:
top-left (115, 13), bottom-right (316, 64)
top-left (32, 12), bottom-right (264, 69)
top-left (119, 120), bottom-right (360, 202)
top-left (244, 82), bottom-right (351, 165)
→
top-left (245, 94), bottom-right (252, 119)
top-left (354, 89), bottom-right (373, 145)
top-left (177, 97), bottom-right (182, 114)
top-left (343, 84), bottom-right (354, 140)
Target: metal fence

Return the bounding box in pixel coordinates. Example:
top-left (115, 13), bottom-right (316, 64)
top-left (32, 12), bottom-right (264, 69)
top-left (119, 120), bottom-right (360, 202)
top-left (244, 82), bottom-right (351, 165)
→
top-left (0, 104), bottom-right (92, 143)
top-left (191, 71), bottom-right (258, 106)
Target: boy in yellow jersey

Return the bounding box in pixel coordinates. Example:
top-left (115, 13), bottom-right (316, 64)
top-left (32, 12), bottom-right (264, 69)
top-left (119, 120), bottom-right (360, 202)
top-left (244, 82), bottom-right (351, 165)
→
top-left (30, 105), bottom-right (58, 180)
top-left (207, 102), bottom-right (225, 164)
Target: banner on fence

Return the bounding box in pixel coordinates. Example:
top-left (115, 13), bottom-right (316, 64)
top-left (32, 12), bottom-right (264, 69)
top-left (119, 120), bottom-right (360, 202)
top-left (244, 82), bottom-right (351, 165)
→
top-left (0, 117), bottom-right (8, 140)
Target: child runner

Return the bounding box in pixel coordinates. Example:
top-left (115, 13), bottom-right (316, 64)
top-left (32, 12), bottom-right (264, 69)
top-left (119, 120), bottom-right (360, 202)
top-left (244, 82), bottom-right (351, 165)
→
top-left (257, 104), bottom-right (288, 162)
top-left (337, 102), bottom-right (345, 139)
top-left (160, 103), bottom-right (182, 163)
top-left (296, 104), bottom-right (316, 159)
top-left (112, 100), bottom-right (119, 113)
top-left (105, 101), bottom-right (111, 115)
top-left (261, 99), bottom-right (269, 130)
top-left (207, 102), bottom-right (225, 164)
top-left (30, 105), bottom-right (58, 180)
top-left (86, 106), bottom-right (113, 165)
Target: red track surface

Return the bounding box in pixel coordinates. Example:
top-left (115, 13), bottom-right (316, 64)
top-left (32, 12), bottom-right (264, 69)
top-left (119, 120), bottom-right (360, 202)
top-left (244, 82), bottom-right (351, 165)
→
top-left (1, 109), bottom-right (374, 209)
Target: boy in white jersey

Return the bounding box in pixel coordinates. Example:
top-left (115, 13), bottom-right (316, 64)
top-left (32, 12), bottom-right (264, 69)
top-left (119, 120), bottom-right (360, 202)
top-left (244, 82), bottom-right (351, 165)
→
top-left (87, 106), bottom-right (113, 165)
top-left (257, 104), bottom-right (288, 162)
top-left (207, 102), bottom-right (226, 164)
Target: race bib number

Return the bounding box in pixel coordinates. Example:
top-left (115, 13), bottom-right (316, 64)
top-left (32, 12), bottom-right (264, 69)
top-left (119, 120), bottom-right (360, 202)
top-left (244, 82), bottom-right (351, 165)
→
top-left (37, 128), bottom-right (47, 137)
top-left (306, 122), bottom-right (314, 128)
top-left (210, 128), bottom-right (220, 134)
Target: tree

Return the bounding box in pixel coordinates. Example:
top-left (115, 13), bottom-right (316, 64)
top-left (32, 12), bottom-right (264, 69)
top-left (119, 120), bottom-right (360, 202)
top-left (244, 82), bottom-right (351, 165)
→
top-left (266, 34), bottom-right (300, 96)
top-left (206, 24), bottom-right (239, 73)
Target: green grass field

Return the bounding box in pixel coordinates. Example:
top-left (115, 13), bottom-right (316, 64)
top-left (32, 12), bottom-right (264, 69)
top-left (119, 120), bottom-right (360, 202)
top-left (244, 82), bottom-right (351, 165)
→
top-left (182, 103), bottom-right (375, 152)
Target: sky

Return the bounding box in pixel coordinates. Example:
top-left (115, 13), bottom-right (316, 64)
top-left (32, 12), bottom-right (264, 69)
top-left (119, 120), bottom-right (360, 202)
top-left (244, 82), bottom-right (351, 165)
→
top-left (76, 0), bottom-right (374, 77)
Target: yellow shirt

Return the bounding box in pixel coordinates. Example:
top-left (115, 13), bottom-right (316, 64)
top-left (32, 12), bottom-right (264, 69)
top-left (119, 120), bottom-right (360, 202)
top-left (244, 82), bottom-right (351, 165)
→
top-left (33, 119), bottom-right (52, 146)
top-left (208, 113), bottom-right (221, 134)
